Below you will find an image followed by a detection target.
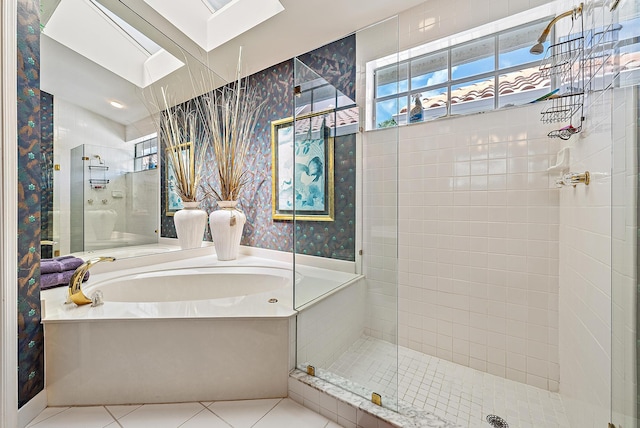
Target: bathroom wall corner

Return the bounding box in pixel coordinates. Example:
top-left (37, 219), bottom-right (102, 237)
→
top-left (17, 390), bottom-right (46, 428)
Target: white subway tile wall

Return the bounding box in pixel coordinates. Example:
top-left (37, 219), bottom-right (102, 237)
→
top-left (360, 0), bottom-right (564, 392)
top-left (611, 82), bottom-right (638, 427)
top-left (556, 1), bottom-right (621, 427)
top-left (54, 98), bottom-right (132, 255)
top-left (360, 6), bottom-right (620, 425)
top-left (362, 125), bottom-right (400, 345)
top-left (390, 103), bottom-right (561, 390)
top-left (356, 2), bottom-right (624, 428)
top-left (557, 90), bottom-right (613, 428)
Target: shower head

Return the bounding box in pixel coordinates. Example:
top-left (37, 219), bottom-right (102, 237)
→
top-left (529, 42), bottom-right (545, 55)
top-left (530, 3), bottom-right (583, 55)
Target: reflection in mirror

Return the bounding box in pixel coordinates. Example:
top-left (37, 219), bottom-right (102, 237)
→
top-left (39, 0), bottom-right (227, 260)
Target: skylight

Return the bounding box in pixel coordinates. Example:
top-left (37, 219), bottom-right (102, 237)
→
top-left (143, 0), bottom-right (284, 52)
top-left (90, 0), bottom-right (162, 55)
top-left (43, 0), bottom-right (183, 88)
top-left (202, 0), bottom-right (235, 13)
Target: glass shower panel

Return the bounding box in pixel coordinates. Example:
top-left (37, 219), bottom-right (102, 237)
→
top-left (611, 1), bottom-right (639, 427)
top-left (82, 144), bottom-right (134, 252)
top-left (611, 87), bottom-right (638, 428)
top-left (294, 15), bottom-right (400, 413)
top-left (291, 58), bottom-right (358, 308)
top-left (69, 145), bottom-right (85, 253)
top-left (67, 143), bottom-right (158, 254)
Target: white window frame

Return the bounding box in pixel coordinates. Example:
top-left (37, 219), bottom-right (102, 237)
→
top-left (365, 3), bottom-right (558, 130)
top-left (133, 134), bottom-right (158, 171)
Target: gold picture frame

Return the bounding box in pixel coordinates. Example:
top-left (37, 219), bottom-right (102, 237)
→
top-left (165, 142), bottom-right (193, 217)
top-left (271, 112), bottom-right (335, 221)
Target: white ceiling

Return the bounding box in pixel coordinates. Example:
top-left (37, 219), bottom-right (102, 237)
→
top-left (142, 0), bottom-right (284, 52)
top-left (42, 0), bottom-right (183, 88)
top-left (41, 0), bottom-right (426, 127)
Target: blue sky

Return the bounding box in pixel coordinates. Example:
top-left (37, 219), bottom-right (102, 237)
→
top-left (375, 42), bottom-right (548, 126)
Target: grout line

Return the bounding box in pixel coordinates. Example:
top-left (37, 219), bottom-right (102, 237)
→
top-left (206, 407), bottom-right (235, 428)
top-left (102, 405), bottom-right (123, 428)
top-left (204, 403), bottom-right (236, 428)
top-left (177, 407), bottom-right (212, 428)
top-left (249, 398), bottom-right (283, 428)
top-left (26, 407), bottom-right (71, 428)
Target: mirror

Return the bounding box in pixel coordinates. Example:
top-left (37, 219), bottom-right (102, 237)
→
top-left (39, 0), bottom-right (228, 260)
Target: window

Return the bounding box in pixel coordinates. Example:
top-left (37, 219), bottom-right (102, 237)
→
top-left (134, 136), bottom-right (158, 171)
top-left (370, 18), bottom-right (552, 129)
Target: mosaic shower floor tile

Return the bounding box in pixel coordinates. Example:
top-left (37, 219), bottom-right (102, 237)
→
top-left (327, 336), bottom-right (571, 428)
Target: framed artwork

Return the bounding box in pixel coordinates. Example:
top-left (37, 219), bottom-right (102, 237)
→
top-left (271, 112), bottom-right (334, 221)
top-left (165, 142), bottom-right (193, 216)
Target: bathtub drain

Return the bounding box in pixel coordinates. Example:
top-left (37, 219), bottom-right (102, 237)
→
top-left (268, 298), bottom-right (278, 303)
top-left (486, 415), bottom-right (509, 428)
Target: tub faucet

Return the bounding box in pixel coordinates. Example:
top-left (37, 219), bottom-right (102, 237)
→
top-left (67, 256), bottom-right (115, 306)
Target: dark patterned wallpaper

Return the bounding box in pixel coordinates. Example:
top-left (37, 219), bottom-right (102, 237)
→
top-left (161, 35), bottom-right (357, 261)
top-left (298, 36), bottom-right (356, 102)
top-left (17, 0), bottom-right (43, 408)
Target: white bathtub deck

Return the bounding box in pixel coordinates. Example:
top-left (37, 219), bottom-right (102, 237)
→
top-left (41, 251), bottom-right (360, 406)
top-left (41, 252), bottom-right (359, 323)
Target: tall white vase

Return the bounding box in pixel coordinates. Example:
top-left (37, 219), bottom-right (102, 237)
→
top-left (209, 201), bottom-right (246, 261)
top-left (173, 201), bottom-right (207, 250)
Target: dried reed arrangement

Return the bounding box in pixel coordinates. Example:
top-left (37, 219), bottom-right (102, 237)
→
top-left (154, 89), bottom-right (208, 203)
top-left (202, 48), bottom-right (266, 202)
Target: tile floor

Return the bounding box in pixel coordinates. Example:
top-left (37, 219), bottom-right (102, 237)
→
top-left (26, 336), bottom-right (573, 428)
top-left (26, 398), bottom-right (342, 428)
top-left (328, 336), bottom-right (571, 428)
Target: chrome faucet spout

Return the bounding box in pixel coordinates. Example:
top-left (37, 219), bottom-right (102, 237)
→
top-left (67, 256), bottom-right (115, 306)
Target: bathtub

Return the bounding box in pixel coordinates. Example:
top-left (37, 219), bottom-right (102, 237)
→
top-left (41, 254), bottom-right (310, 406)
top-left (91, 266), bottom-right (291, 303)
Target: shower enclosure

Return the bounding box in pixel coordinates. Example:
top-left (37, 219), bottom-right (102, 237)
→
top-left (294, 1), bottom-right (640, 427)
top-left (68, 143), bottom-right (158, 254)
top-left (611, 3), bottom-right (640, 427)
top-left (294, 15), bottom-right (401, 413)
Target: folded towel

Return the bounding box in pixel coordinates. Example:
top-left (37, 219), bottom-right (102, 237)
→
top-left (41, 256), bottom-right (84, 274)
top-left (41, 270), bottom-right (90, 291)
top-left (59, 256), bottom-right (85, 272)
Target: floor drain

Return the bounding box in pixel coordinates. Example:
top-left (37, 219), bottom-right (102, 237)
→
top-left (486, 415), bottom-right (509, 428)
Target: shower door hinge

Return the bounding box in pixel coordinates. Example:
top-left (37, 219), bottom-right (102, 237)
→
top-left (294, 85), bottom-right (301, 95)
top-left (306, 365), bottom-right (315, 376)
top-left (359, 249), bottom-right (363, 256)
top-left (371, 392), bottom-right (382, 406)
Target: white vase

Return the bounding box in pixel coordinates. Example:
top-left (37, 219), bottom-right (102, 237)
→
top-left (173, 201), bottom-right (207, 250)
top-left (209, 201), bottom-right (246, 261)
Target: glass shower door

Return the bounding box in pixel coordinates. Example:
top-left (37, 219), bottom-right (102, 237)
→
top-left (611, 86), bottom-right (639, 428)
top-left (611, 1), bottom-right (640, 426)
top-left (293, 15), bottom-right (401, 412)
